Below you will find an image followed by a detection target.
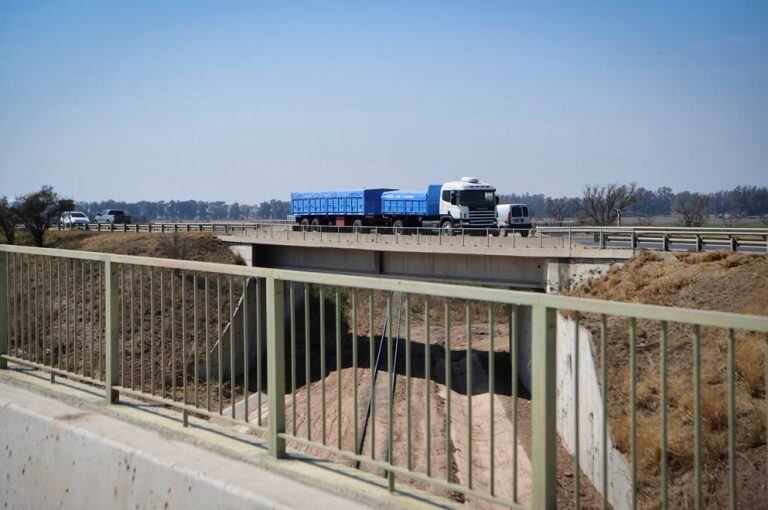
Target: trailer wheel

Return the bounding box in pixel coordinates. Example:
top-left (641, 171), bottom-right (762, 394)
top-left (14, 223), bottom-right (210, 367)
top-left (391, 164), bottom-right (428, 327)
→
top-left (521, 229), bottom-right (530, 238)
top-left (311, 218), bottom-right (321, 232)
top-left (440, 219), bottom-right (454, 236)
top-left (352, 219), bottom-right (364, 233)
top-left (300, 218), bottom-right (310, 231)
top-left (392, 219), bottom-right (405, 236)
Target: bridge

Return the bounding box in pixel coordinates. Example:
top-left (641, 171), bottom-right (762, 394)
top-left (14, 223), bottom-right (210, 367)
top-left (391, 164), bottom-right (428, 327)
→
top-left (1, 244), bottom-right (766, 509)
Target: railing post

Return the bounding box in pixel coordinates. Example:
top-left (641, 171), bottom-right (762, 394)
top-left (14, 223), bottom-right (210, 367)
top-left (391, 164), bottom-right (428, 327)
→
top-left (531, 304), bottom-right (557, 510)
top-left (267, 276), bottom-right (286, 458)
top-left (0, 251), bottom-right (8, 369)
top-left (104, 258), bottom-right (120, 404)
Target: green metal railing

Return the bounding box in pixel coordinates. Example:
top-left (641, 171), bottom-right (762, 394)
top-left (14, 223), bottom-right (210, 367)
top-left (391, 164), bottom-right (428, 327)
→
top-left (1, 244), bottom-right (767, 509)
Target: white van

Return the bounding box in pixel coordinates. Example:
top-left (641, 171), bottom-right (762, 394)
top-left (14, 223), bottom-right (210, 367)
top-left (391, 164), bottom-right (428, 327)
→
top-left (496, 203), bottom-right (531, 237)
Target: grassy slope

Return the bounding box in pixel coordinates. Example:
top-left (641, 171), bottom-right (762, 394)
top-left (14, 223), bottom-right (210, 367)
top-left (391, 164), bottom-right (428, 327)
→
top-left (568, 250), bottom-right (767, 509)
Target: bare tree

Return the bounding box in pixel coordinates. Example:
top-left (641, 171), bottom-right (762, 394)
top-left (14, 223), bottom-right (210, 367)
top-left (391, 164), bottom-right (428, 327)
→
top-left (15, 186), bottom-right (74, 247)
top-left (580, 183), bottom-right (641, 225)
top-left (0, 196), bottom-right (18, 244)
top-left (550, 198), bottom-right (568, 224)
top-left (674, 193), bottom-right (710, 227)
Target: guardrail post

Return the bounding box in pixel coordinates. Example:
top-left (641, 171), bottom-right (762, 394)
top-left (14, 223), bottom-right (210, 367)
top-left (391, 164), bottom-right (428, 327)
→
top-left (630, 232), bottom-right (637, 250)
top-left (0, 251), bottom-right (8, 369)
top-left (266, 276), bottom-right (286, 458)
top-left (765, 235), bottom-right (768, 255)
top-left (662, 234), bottom-right (670, 251)
top-left (730, 236), bottom-right (738, 252)
top-left (599, 230), bottom-right (605, 249)
top-left (174, 224), bottom-right (178, 233)
top-left (104, 258), bottom-right (120, 404)
top-left (695, 235), bottom-right (703, 252)
top-left (531, 304), bottom-right (557, 509)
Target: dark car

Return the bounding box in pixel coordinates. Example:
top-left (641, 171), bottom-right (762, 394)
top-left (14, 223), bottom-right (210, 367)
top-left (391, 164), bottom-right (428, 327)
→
top-left (95, 209), bottom-right (132, 224)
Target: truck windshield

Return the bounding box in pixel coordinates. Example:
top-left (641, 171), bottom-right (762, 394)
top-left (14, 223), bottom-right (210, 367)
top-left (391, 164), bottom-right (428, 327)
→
top-left (458, 190), bottom-right (496, 207)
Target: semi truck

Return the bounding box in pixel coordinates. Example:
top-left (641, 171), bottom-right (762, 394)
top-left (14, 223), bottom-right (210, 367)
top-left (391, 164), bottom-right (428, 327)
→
top-left (291, 177), bottom-right (499, 235)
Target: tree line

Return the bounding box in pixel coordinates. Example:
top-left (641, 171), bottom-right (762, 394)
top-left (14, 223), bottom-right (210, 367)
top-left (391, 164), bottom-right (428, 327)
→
top-left (75, 199), bottom-right (291, 222)
top-left (500, 184), bottom-right (768, 223)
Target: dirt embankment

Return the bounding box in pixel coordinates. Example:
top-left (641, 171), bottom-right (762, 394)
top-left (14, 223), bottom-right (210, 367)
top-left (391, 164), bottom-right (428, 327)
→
top-left (24, 230), bottom-right (245, 265)
top-left (567, 250), bottom-right (767, 509)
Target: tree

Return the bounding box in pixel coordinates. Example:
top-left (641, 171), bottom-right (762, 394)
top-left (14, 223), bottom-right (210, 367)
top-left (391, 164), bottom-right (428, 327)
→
top-left (15, 186), bottom-right (74, 246)
top-left (549, 198), bottom-right (568, 223)
top-left (0, 196), bottom-right (19, 244)
top-left (674, 192), bottom-right (710, 227)
top-left (579, 183), bottom-right (640, 225)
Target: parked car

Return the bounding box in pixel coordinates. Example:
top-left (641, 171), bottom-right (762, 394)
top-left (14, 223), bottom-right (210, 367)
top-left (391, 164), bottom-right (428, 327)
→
top-left (496, 203), bottom-right (531, 237)
top-left (60, 211), bottom-right (90, 228)
top-left (95, 209), bottom-right (132, 224)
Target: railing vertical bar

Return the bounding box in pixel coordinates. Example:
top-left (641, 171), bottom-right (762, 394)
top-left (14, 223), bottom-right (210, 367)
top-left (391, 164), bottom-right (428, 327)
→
top-left (243, 276), bottom-right (249, 422)
top-left (336, 289), bottom-right (342, 450)
top-left (630, 317), bottom-right (637, 510)
top-left (217, 275), bottom-right (222, 414)
top-left (140, 267), bottom-right (145, 391)
top-left (727, 328), bottom-right (736, 510)
top-left (387, 291), bottom-right (394, 492)
top-left (63, 258), bottom-right (68, 371)
top-left (405, 294), bottom-right (412, 471)
top-left (130, 265), bottom-right (135, 390)
top-left (466, 300), bottom-right (473, 489)
top-left (0, 251), bottom-right (7, 369)
top-left (600, 314), bottom-right (608, 510)
top-left (48, 257), bottom-right (53, 368)
top-left (266, 276), bottom-right (286, 458)
top-left (229, 275), bottom-right (234, 418)
top-left (424, 297), bottom-right (431, 477)
top-left (445, 299), bottom-right (451, 485)
top-left (90, 261), bottom-right (95, 378)
top-left (171, 270), bottom-right (176, 401)
top-left (182, 272), bottom-right (188, 406)
top-left (57, 258), bottom-right (61, 370)
top-left (150, 269), bottom-right (155, 395)
top-left (352, 290), bottom-right (358, 449)
top-left (34, 256), bottom-right (39, 364)
top-left (70, 259), bottom-right (75, 372)
top-left (289, 282), bottom-right (295, 432)
top-left (160, 271), bottom-right (165, 397)
top-left (574, 311), bottom-right (581, 510)
top-left (105, 258), bottom-right (119, 404)
top-left (693, 324), bottom-right (702, 510)
top-left (121, 266), bottom-right (125, 384)
top-left (305, 284), bottom-right (311, 440)
top-left (320, 287), bottom-right (326, 445)
top-left (660, 321), bottom-right (668, 509)
top-left (205, 276), bottom-right (210, 412)
top-left (98, 263), bottom-right (103, 380)
top-left (369, 292), bottom-right (374, 457)
top-left (256, 277), bottom-right (262, 425)
top-left (79, 260), bottom-right (84, 374)
top-left (531, 304), bottom-right (556, 510)
top-left (488, 304), bottom-right (495, 496)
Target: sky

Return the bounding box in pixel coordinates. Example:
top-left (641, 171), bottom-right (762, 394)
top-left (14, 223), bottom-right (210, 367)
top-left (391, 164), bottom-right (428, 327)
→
top-left (1, 1), bottom-right (767, 202)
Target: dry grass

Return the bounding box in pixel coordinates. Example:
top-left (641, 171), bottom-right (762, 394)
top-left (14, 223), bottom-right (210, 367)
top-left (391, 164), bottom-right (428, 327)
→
top-left (568, 250), bottom-right (768, 508)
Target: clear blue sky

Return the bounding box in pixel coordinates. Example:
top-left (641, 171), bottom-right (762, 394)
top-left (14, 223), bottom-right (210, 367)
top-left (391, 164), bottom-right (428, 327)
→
top-left (1, 1), bottom-right (766, 202)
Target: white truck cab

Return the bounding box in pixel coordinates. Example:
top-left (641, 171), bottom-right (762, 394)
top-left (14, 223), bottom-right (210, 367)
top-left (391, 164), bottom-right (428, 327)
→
top-left (438, 177), bottom-right (498, 233)
top-left (496, 203), bottom-right (531, 237)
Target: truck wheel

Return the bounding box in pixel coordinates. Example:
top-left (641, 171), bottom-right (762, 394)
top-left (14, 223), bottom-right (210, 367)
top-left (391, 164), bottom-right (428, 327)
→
top-left (300, 218), bottom-right (310, 231)
top-left (440, 219), bottom-right (454, 236)
top-left (521, 229), bottom-right (530, 238)
top-left (392, 220), bottom-right (404, 236)
top-left (310, 218), bottom-right (321, 232)
top-left (352, 219), bottom-right (364, 233)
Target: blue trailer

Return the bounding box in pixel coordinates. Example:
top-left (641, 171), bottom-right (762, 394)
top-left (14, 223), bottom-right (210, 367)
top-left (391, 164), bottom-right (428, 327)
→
top-left (291, 189), bottom-right (393, 227)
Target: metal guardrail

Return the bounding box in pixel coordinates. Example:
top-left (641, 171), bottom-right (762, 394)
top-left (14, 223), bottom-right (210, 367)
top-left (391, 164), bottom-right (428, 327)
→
top-left (50, 222), bottom-right (768, 253)
top-left (1, 244), bottom-right (767, 508)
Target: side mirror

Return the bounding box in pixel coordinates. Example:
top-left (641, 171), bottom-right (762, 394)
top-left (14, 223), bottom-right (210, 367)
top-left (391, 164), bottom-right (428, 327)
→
top-left (495, 195), bottom-right (500, 205)
top-left (450, 192), bottom-right (457, 205)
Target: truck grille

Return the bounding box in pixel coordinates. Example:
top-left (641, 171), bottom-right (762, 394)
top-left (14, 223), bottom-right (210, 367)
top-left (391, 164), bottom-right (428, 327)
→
top-left (468, 210), bottom-right (496, 226)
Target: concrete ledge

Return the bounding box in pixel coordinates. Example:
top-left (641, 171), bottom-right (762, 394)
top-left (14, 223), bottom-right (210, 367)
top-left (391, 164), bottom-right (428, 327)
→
top-left (0, 368), bottom-right (456, 510)
top-left (219, 234), bottom-right (636, 260)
